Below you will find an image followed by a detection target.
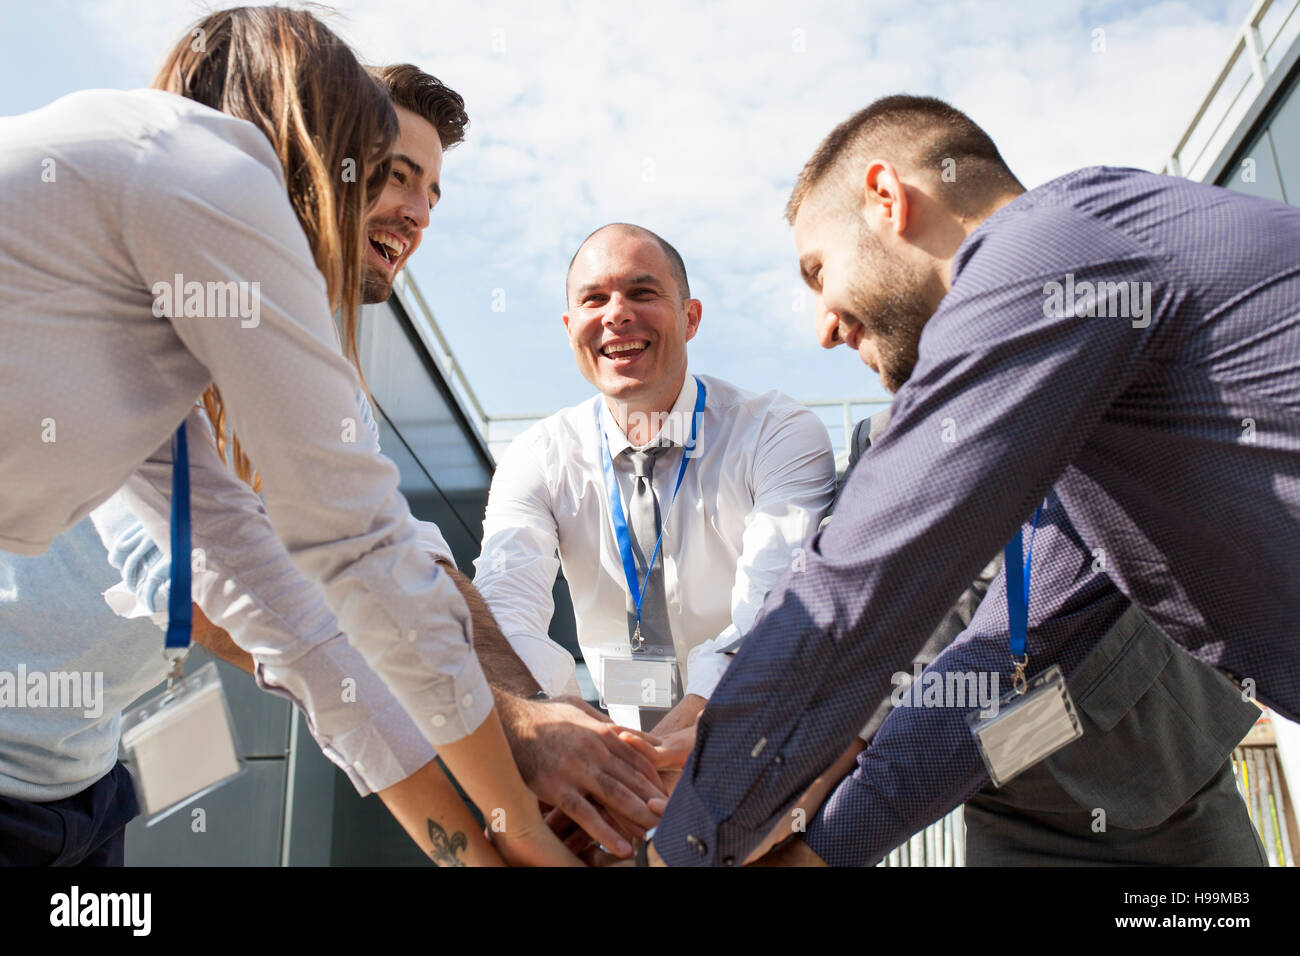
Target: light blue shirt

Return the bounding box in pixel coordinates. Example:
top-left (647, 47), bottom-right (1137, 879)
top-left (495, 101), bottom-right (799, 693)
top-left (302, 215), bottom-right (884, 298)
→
top-left (0, 499), bottom-right (168, 801)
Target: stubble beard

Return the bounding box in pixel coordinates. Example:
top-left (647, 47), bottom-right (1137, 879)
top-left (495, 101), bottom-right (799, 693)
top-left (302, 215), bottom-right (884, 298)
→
top-left (362, 266), bottom-right (393, 306)
top-left (848, 230), bottom-right (933, 394)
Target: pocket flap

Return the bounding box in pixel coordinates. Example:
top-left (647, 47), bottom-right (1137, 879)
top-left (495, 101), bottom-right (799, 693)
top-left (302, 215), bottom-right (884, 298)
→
top-left (1070, 604), bottom-right (1170, 732)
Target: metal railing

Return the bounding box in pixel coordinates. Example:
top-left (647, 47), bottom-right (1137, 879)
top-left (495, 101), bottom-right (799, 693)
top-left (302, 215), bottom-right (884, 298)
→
top-left (1163, 0), bottom-right (1300, 181)
top-left (390, 270), bottom-right (495, 448)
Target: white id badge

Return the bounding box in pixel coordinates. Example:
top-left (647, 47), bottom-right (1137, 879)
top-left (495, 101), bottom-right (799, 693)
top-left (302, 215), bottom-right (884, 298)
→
top-left (120, 662), bottom-right (244, 825)
top-left (967, 665), bottom-right (1083, 788)
top-left (600, 652), bottom-right (680, 710)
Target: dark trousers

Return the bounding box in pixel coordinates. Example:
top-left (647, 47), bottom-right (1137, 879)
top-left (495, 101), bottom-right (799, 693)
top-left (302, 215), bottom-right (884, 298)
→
top-left (964, 758), bottom-right (1266, 866)
top-left (0, 761), bottom-right (139, 867)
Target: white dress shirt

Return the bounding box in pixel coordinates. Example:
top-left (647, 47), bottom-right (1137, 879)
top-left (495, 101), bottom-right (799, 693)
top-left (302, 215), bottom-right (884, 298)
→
top-left (0, 89), bottom-right (490, 747)
top-left (473, 373), bottom-right (835, 727)
top-left (102, 398), bottom-right (447, 796)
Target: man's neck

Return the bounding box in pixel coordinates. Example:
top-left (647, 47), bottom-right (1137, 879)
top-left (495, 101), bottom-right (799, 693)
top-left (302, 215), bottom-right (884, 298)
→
top-left (605, 371), bottom-right (687, 446)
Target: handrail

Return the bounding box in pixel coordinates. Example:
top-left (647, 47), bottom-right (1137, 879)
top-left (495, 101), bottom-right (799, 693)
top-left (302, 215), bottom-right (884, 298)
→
top-left (1164, 0), bottom-right (1300, 180)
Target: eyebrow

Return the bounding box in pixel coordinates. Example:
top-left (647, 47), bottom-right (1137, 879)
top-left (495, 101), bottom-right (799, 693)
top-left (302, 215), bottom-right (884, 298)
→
top-left (393, 152), bottom-right (441, 200)
top-left (574, 274), bottom-right (665, 299)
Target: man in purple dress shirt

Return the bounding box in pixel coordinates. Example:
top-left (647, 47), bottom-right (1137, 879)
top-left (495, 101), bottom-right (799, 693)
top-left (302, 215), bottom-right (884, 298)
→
top-left (647, 95), bottom-right (1300, 867)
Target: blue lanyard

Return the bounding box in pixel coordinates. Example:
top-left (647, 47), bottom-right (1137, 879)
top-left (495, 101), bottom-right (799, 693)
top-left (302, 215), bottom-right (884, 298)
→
top-left (1003, 501), bottom-right (1045, 661)
top-left (164, 424), bottom-right (192, 652)
top-left (598, 377), bottom-right (706, 630)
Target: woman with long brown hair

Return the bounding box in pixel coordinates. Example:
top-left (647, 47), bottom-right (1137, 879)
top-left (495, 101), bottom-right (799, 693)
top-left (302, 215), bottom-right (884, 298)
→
top-left (0, 6), bottom-right (577, 865)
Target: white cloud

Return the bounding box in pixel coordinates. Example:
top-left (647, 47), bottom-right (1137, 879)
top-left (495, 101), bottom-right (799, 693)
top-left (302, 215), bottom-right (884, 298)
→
top-left (57, 0), bottom-right (1259, 414)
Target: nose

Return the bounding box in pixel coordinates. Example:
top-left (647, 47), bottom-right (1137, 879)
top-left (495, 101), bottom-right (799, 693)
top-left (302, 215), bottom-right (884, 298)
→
top-left (398, 194), bottom-right (429, 232)
top-left (816, 308), bottom-right (843, 350)
top-left (603, 292), bottom-right (635, 328)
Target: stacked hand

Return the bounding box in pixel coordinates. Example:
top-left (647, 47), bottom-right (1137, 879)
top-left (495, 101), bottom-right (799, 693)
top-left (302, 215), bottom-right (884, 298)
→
top-left (498, 694), bottom-right (668, 858)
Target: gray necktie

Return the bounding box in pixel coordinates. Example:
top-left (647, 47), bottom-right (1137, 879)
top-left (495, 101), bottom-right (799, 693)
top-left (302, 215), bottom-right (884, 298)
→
top-left (624, 446), bottom-right (675, 729)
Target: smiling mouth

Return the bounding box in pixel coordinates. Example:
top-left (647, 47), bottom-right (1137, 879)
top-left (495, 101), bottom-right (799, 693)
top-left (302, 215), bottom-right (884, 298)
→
top-left (600, 340), bottom-right (649, 360)
top-left (367, 229), bottom-right (409, 270)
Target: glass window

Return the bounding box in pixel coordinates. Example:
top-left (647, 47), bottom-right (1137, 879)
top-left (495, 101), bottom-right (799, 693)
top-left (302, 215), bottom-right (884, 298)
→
top-left (1221, 129), bottom-right (1287, 202)
top-left (1264, 80), bottom-right (1300, 204)
top-left (357, 301), bottom-right (493, 566)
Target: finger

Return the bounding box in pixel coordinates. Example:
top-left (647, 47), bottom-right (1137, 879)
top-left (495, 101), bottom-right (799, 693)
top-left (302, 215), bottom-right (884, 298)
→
top-left (594, 806), bottom-right (644, 849)
top-left (544, 807), bottom-right (580, 840)
top-left (564, 826), bottom-right (596, 855)
top-left (616, 729), bottom-right (662, 761)
top-left (611, 726), bottom-right (662, 747)
top-left (604, 807), bottom-right (651, 843)
top-left (557, 791), bottom-right (632, 857)
top-left (588, 768), bottom-right (664, 830)
top-left (617, 730), bottom-right (684, 773)
top-left (610, 730), bottom-right (673, 779)
top-left (599, 743), bottom-right (671, 810)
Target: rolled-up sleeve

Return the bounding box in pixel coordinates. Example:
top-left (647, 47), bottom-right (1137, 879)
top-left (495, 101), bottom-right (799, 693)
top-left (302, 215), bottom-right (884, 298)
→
top-left (656, 203), bottom-right (1166, 865)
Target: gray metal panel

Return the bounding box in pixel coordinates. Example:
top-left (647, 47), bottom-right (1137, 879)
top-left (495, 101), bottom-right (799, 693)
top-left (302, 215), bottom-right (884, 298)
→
top-left (1264, 80), bottom-right (1300, 200)
top-left (123, 758), bottom-right (287, 866)
top-left (126, 646), bottom-right (291, 759)
top-left (1224, 129), bottom-right (1288, 201)
top-left (327, 774), bottom-right (432, 866)
top-left (283, 711), bottom-right (336, 866)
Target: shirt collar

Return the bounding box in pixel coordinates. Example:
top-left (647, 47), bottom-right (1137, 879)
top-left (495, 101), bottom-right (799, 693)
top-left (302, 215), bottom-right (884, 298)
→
top-left (598, 372), bottom-right (698, 458)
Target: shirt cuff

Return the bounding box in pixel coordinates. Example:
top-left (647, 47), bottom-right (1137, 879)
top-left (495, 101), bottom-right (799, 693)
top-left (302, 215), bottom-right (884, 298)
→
top-left (656, 771), bottom-right (766, 867)
top-left (684, 642), bottom-right (732, 699)
top-left (415, 521), bottom-right (455, 566)
top-left (249, 635), bottom-right (432, 794)
top-left (506, 632), bottom-right (577, 698)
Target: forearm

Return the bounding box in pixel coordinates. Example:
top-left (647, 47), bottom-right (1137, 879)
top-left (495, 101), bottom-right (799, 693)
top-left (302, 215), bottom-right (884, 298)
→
top-left (437, 559), bottom-right (541, 698)
top-left (435, 707), bottom-right (548, 839)
top-left (191, 603), bottom-right (255, 674)
top-left (654, 694), bottom-right (706, 736)
top-left (378, 758), bottom-right (503, 867)
top-left (191, 575), bottom-right (504, 867)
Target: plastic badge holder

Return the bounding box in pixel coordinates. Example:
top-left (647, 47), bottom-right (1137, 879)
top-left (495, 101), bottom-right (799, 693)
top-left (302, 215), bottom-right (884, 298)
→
top-left (600, 652), bottom-right (680, 710)
top-left (968, 664), bottom-right (1083, 788)
top-left (120, 661), bottom-right (244, 825)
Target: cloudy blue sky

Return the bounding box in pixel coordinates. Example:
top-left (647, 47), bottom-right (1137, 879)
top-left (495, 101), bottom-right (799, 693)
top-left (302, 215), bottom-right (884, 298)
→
top-left (0, 0), bottom-right (1259, 421)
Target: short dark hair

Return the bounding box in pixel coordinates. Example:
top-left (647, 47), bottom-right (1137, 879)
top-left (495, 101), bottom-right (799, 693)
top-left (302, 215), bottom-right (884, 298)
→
top-left (786, 94), bottom-right (1023, 222)
top-left (369, 63), bottom-right (468, 150)
top-left (566, 223), bottom-right (691, 302)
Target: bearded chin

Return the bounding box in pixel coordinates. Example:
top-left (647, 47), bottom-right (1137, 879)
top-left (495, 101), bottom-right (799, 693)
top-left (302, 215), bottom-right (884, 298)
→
top-left (362, 267), bottom-right (393, 305)
top-left (847, 251), bottom-right (929, 393)
top-left (877, 331), bottom-right (921, 393)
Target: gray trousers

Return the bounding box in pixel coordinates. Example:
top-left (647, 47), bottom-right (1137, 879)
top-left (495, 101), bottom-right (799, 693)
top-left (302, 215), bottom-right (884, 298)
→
top-left (964, 757), bottom-right (1265, 866)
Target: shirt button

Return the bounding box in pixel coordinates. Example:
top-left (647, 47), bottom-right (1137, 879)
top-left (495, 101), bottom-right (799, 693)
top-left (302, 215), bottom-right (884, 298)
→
top-left (723, 857), bottom-right (735, 866)
top-left (461, 693), bottom-right (474, 708)
top-left (685, 835), bottom-right (707, 856)
top-left (431, 714), bottom-right (447, 728)
top-left (774, 755), bottom-right (784, 765)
